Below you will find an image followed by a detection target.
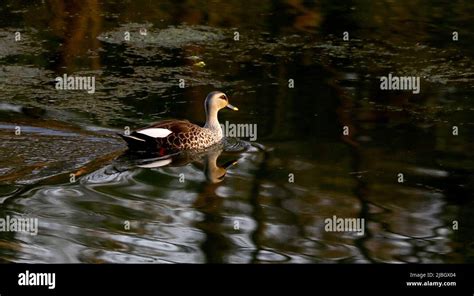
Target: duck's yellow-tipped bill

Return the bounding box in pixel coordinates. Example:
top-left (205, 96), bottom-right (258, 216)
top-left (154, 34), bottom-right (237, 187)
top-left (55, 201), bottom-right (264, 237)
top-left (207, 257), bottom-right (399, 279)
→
top-left (227, 104), bottom-right (238, 111)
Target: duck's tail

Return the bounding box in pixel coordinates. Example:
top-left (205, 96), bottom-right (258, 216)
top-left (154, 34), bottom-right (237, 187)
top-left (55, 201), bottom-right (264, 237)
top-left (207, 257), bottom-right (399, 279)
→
top-left (117, 133), bottom-right (146, 147)
top-left (117, 133), bottom-right (173, 157)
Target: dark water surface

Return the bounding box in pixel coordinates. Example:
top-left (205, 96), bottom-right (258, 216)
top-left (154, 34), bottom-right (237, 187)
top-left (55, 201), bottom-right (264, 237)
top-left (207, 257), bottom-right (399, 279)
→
top-left (0, 1), bottom-right (473, 263)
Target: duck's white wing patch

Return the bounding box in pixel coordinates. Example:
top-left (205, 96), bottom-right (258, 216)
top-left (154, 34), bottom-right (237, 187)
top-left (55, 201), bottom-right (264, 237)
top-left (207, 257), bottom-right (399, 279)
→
top-left (137, 128), bottom-right (172, 138)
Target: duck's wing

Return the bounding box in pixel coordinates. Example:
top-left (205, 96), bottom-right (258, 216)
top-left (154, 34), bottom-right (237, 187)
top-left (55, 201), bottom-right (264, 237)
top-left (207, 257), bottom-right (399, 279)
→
top-left (146, 119), bottom-right (190, 127)
top-left (136, 119), bottom-right (198, 138)
top-left (119, 120), bottom-right (200, 153)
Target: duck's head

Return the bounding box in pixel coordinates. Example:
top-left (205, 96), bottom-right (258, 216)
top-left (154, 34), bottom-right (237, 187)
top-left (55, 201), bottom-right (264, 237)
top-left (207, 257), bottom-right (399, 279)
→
top-left (204, 91), bottom-right (238, 114)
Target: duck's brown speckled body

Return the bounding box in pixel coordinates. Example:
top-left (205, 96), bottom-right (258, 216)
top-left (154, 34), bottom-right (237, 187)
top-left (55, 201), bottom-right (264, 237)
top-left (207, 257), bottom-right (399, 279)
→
top-left (119, 91), bottom-right (238, 154)
top-left (135, 119), bottom-right (222, 150)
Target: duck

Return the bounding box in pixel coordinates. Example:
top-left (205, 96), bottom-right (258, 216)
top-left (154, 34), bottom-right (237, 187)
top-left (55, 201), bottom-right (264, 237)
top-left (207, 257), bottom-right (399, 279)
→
top-left (119, 91), bottom-right (238, 154)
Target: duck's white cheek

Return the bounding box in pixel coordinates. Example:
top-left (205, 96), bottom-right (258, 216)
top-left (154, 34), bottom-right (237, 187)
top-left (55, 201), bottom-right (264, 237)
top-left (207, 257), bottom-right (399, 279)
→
top-left (137, 128), bottom-right (172, 138)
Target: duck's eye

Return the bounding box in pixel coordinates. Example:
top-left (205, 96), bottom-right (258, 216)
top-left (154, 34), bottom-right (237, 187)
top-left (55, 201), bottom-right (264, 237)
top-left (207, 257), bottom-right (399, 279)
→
top-left (219, 95), bottom-right (228, 101)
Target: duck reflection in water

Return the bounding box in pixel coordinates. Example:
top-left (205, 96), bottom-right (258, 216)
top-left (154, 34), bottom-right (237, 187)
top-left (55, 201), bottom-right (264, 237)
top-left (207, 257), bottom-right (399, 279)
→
top-left (124, 143), bottom-right (241, 184)
top-left (126, 144), bottom-right (244, 263)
